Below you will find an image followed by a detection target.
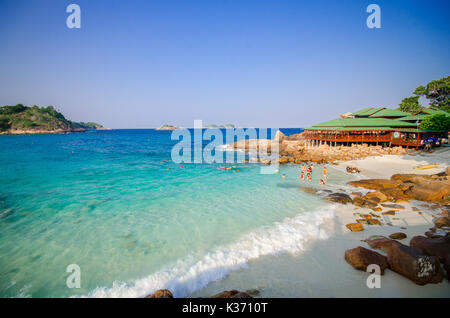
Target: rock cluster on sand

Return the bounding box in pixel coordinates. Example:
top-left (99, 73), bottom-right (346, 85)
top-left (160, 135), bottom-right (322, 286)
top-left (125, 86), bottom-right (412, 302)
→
top-left (351, 235), bottom-right (450, 285)
top-left (231, 131), bottom-right (408, 165)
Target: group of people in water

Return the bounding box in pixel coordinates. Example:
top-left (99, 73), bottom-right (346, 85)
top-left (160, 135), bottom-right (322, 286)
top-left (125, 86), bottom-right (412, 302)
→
top-left (279, 164), bottom-right (328, 185)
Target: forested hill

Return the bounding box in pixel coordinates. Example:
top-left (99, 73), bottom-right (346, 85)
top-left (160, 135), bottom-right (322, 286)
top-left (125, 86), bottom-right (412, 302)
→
top-left (0, 104), bottom-right (104, 134)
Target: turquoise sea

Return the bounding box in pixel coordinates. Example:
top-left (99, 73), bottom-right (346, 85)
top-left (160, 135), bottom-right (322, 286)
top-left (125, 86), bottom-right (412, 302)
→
top-left (0, 129), bottom-right (348, 298)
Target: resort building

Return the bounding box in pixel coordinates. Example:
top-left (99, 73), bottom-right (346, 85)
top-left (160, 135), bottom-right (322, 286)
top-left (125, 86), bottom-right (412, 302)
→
top-left (302, 107), bottom-right (448, 148)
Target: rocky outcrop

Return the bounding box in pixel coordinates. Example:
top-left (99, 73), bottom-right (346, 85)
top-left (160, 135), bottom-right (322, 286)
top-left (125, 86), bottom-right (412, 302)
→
top-left (345, 246), bottom-right (389, 274)
top-left (348, 172), bottom-right (450, 205)
top-left (211, 290), bottom-right (253, 298)
top-left (145, 289), bottom-right (174, 298)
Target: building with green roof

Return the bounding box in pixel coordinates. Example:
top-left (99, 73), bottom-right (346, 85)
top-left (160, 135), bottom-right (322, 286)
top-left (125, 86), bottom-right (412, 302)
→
top-left (303, 107), bottom-right (448, 148)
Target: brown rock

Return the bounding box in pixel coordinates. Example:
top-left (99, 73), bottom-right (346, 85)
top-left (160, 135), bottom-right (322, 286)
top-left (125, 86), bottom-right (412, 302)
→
top-left (345, 246), bottom-right (389, 274)
top-left (378, 188), bottom-right (409, 201)
top-left (346, 223), bottom-right (364, 232)
top-left (405, 180), bottom-right (450, 202)
top-left (409, 234), bottom-right (450, 263)
top-left (145, 289), bottom-right (174, 298)
top-left (211, 290), bottom-right (253, 298)
top-left (387, 243), bottom-right (443, 285)
top-left (382, 210), bottom-right (396, 216)
top-left (353, 197), bottom-right (378, 209)
top-left (389, 232), bottom-right (407, 240)
top-left (363, 191), bottom-right (389, 204)
top-left (326, 193), bottom-right (353, 204)
top-left (425, 232), bottom-right (443, 239)
top-left (367, 237), bottom-right (401, 253)
top-left (434, 217), bottom-right (450, 228)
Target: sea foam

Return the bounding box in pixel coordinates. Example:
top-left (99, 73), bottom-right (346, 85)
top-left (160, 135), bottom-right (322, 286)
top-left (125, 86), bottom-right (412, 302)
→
top-left (85, 207), bottom-right (335, 298)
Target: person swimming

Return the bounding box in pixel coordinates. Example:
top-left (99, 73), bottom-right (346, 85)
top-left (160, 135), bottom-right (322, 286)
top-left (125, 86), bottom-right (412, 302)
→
top-left (282, 174), bottom-right (286, 179)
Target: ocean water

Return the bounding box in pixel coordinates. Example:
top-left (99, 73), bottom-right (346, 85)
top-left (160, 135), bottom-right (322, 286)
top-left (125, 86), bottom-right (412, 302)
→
top-left (0, 129), bottom-right (348, 298)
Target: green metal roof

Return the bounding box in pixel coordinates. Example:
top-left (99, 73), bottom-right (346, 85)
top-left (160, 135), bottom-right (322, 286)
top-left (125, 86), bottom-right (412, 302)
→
top-left (397, 114), bottom-right (427, 122)
top-left (419, 108), bottom-right (448, 115)
top-left (351, 107), bottom-right (385, 117)
top-left (309, 118), bottom-right (416, 128)
top-left (369, 108), bottom-right (412, 117)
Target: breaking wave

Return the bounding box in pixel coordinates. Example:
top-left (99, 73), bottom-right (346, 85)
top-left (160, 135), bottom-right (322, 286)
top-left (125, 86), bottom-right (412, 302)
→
top-left (85, 207), bottom-right (335, 298)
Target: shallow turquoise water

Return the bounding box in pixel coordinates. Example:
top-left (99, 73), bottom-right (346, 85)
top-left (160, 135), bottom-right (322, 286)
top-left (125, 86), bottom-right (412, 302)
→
top-left (0, 129), bottom-right (346, 297)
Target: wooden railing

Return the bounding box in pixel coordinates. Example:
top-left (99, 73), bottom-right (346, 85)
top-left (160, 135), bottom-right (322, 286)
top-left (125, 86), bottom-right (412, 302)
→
top-left (302, 131), bottom-right (423, 148)
top-left (301, 132), bottom-right (391, 143)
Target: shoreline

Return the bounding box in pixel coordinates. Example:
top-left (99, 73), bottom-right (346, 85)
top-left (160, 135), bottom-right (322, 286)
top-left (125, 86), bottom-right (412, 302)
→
top-left (191, 149), bottom-right (450, 298)
top-left (0, 128), bottom-right (111, 135)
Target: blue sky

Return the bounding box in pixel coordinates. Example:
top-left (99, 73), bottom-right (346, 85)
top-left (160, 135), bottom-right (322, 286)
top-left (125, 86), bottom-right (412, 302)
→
top-left (0, 0), bottom-right (449, 128)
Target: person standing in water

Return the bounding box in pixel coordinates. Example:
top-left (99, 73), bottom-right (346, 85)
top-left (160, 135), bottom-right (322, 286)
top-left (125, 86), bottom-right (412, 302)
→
top-left (323, 166), bottom-right (327, 182)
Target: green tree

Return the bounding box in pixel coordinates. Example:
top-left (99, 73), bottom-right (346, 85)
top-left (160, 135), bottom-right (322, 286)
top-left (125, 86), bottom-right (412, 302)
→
top-left (414, 76), bottom-right (450, 111)
top-left (398, 96), bottom-right (422, 113)
top-left (420, 113), bottom-right (450, 131)
top-left (0, 116), bottom-right (10, 130)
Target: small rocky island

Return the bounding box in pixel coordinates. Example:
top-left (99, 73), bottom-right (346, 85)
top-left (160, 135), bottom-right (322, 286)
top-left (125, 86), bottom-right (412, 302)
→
top-left (0, 104), bottom-right (105, 135)
top-left (156, 124), bottom-right (178, 130)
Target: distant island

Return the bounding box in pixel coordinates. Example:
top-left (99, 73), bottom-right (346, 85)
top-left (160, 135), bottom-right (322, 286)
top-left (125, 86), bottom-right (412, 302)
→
top-left (0, 104), bottom-right (106, 135)
top-left (156, 125), bottom-right (178, 130)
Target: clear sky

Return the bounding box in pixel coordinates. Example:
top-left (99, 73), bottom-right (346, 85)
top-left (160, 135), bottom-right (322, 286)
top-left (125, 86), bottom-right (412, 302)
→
top-left (0, 0), bottom-right (449, 128)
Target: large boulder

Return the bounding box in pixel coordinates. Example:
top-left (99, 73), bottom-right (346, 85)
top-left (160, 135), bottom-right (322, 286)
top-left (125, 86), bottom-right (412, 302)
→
top-left (409, 234), bottom-right (450, 263)
top-left (405, 180), bottom-right (450, 202)
top-left (367, 237), bottom-right (401, 253)
top-left (345, 246), bottom-right (388, 274)
top-left (211, 290), bottom-right (253, 298)
top-left (326, 193), bottom-right (353, 204)
top-left (387, 243), bottom-right (443, 285)
top-left (145, 289), bottom-right (174, 298)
